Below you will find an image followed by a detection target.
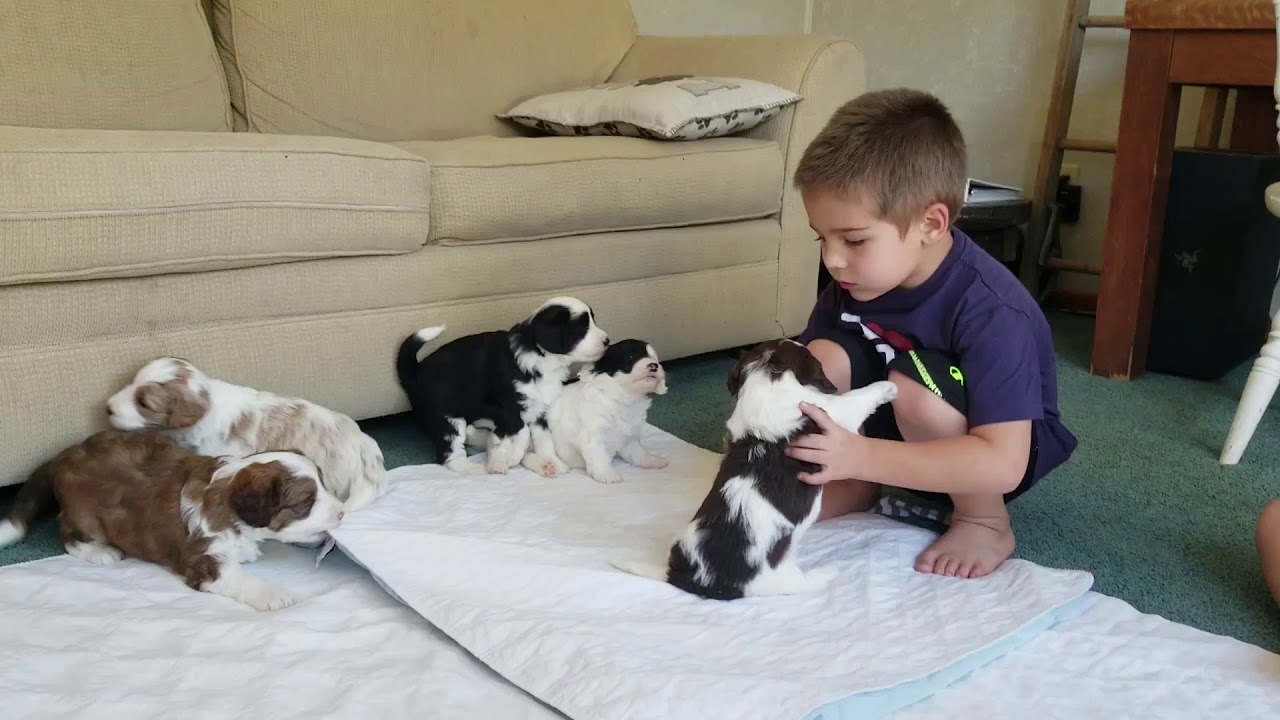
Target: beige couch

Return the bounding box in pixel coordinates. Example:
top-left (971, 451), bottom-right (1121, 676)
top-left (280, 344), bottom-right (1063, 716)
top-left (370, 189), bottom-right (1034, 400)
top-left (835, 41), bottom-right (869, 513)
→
top-left (0, 0), bottom-right (864, 488)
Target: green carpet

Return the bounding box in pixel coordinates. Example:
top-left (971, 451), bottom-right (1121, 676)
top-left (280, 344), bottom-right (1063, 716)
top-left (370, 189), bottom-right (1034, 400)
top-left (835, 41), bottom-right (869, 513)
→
top-left (3, 312), bottom-right (1278, 652)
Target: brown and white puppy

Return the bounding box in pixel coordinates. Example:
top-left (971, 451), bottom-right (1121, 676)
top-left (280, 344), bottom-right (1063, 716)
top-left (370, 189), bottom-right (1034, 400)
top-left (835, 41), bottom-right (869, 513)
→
top-left (613, 339), bottom-right (897, 600)
top-left (105, 357), bottom-right (386, 512)
top-left (0, 430), bottom-right (345, 611)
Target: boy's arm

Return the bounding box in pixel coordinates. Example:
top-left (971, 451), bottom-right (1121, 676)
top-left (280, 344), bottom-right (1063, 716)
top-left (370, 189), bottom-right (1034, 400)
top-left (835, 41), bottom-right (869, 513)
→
top-left (790, 304), bottom-right (1041, 494)
top-left (840, 419), bottom-right (1031, 494)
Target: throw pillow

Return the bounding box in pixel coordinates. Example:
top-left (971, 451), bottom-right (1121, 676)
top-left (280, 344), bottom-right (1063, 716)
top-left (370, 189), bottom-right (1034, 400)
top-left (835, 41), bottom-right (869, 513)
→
top-left (498, 75), bottom-right (802, 141)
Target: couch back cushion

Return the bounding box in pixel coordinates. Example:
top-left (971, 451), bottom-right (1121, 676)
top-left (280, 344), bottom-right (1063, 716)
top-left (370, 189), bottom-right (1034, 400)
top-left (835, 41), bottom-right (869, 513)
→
top-left (0, 0), bottom-right (231, 131)
top-left (211, 0), bottom-right (637, 141)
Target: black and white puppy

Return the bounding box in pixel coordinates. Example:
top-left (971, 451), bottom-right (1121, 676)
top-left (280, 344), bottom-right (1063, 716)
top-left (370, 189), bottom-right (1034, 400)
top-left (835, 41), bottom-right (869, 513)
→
top-left (548, 339), bottom-right (669, 484)
top-left (614, 339), bottom-right (897, 600)
top-left (396, 297), bottom-right (609, 475)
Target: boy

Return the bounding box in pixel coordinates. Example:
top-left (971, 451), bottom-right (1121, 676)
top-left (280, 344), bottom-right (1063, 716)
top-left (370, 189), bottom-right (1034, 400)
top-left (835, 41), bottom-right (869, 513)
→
top-left (783, 88), bottom-right (1078, 579)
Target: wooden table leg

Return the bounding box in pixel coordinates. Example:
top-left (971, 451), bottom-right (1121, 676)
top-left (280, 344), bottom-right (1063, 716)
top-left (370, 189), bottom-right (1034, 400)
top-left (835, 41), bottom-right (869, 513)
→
top-left (1229, 86), bottom-right (1280, 154)
top-left (1090, 31), bottom-right (1181, 379)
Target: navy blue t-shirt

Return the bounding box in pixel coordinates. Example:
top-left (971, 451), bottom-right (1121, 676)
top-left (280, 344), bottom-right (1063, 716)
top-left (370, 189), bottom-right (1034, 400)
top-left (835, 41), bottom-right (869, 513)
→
top-left (800, 228), bottom-right (1077, 482)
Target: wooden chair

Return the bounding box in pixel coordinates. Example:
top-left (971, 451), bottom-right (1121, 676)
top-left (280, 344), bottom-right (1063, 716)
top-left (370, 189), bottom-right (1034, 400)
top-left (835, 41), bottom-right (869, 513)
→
top-left (1219, 0), bottom-right (1280, 464)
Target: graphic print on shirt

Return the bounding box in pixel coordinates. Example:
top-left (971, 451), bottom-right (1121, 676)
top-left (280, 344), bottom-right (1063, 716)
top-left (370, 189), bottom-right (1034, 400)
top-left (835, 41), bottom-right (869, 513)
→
top-left (839, 313), bottom-right (919, 363)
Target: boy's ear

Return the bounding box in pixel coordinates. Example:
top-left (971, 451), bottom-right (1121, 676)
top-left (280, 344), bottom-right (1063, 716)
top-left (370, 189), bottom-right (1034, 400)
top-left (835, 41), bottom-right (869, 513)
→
top-left (920, 201), bottom-right (951, 243)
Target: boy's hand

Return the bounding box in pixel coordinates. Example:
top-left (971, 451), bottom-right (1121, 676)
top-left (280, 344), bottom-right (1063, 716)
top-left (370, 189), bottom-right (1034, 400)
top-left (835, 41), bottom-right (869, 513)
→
top-left (785, 402), bottom-right (867, 485)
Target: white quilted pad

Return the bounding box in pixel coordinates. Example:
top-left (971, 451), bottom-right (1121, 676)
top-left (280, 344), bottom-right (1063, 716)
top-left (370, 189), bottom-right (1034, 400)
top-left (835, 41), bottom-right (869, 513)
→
top-left (0, 545), bottom-right (560, 720)
top-left (331, 425), bottom-right (1095, 720)
top-left (898, 592), bottom-right (1280, 719)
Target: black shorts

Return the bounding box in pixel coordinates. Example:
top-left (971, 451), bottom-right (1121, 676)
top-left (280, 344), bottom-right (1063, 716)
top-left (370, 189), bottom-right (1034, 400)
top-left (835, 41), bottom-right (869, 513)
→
top-left (806, 326), bottom-right (1040, 505)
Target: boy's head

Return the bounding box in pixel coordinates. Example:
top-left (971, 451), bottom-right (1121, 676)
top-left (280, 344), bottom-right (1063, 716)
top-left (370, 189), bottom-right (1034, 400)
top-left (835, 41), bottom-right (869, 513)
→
top-left (794, 88), bottom-right (967, 301)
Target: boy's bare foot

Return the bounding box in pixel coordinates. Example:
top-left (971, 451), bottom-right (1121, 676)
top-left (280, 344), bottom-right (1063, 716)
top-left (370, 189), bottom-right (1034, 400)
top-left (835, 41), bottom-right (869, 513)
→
top-left (915, 512), bottom-right (1015, 578)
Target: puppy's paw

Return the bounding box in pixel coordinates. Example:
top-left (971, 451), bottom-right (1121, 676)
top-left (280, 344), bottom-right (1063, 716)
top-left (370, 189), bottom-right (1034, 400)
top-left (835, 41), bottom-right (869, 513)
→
top-left (243, 583), bottom-right (294, 612)
top-left (68, 541), bottom-right (124, 566)
top-left (633, 455), bottom-right (668, 470)
top-left (870, 380), bottom-right (899, 404)
top-left (446, 457), bottom-right (487, 476)
top-left (486, 437), bottom-right (526, 473)
top-left (593, 468), bottom-right (624, 485)
top-left (551, 455), bottom-right (571, 475)
top-left (522, 453), bottom-right (560, 478)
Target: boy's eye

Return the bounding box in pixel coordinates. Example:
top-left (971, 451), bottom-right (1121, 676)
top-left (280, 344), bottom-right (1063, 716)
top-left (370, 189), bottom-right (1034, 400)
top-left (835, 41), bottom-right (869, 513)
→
top-left (844, 238), bottom-right (866, 247)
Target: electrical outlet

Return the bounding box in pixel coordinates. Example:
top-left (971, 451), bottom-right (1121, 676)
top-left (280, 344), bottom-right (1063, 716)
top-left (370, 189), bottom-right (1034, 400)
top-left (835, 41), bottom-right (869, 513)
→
top-left (1060, 162), bottom-right (1081, 186)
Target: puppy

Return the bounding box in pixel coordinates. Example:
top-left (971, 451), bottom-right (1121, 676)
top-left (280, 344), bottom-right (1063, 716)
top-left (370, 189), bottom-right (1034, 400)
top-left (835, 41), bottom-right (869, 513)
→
top-left (0, 430), bottom-right (344, 611)
top-left (547, 339), bottom-right (669, 484)
top-left (396, 296), bottom-right (609, 476)
top-left (614, 339), bottom-right (898, 600)
top-left (105, 357), bottom-right (387, 512)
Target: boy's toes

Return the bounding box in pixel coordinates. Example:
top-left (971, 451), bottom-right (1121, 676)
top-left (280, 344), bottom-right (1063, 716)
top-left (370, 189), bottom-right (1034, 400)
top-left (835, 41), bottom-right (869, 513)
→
top-left (914, 516), bottom-right (1015, 579)
top-left (914, 550), bottom-right (941, 574)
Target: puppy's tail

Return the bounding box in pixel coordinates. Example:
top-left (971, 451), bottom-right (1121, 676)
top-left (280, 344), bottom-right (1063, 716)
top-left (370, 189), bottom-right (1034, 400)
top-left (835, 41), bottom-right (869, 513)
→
top-left (0, 462), bottom-right (58, 549)
top-left (396, 325), bottom-right (447, 390)
top-left (610, 558), bottom-right (670, 582)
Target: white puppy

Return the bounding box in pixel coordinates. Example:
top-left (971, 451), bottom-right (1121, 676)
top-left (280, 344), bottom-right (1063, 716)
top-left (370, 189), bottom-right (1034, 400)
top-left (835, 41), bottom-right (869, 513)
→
top-left (105, 357), bottom-right (387, 512)
top-left (546, 339), bottom-right (669, 483)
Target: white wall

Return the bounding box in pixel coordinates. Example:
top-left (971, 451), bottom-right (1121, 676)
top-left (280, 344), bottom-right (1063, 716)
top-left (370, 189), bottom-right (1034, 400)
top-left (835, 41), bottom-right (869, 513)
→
top-left (629, 0), bottom-right (808, 36)
top-left (810, 0), bottom-right (1211, 293)
top-left (628, 0), bottom-right (1236, 295)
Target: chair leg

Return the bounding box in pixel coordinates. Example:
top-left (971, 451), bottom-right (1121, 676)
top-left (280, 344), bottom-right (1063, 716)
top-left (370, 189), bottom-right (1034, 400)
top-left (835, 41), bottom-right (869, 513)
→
top-left (1221, 313), bottom-right (1280, 464)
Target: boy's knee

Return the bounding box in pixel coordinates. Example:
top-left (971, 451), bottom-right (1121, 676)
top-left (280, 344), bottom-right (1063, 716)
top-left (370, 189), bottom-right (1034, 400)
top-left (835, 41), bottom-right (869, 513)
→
top-left (807, 339), bottom-right (852, 393)
top-left (888, 369), bottom-right (967, 440)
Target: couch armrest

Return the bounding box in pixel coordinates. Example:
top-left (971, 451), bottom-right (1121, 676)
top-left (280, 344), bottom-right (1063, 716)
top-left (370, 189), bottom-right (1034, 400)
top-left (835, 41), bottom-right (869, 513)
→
top-left (609, 35), bottom-right (865, 335)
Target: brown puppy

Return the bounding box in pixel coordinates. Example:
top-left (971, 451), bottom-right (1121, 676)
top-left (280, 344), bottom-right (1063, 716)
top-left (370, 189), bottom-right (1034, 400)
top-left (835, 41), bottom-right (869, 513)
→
top-left (0, 430), bottom-right (345, 611)
top-left (614, 339), bottom-right (897, 600)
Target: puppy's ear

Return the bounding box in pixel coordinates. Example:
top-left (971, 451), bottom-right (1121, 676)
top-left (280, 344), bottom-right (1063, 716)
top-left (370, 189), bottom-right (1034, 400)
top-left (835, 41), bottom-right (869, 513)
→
top-left (167, 387), bottom-right (209, 429)
top-left (229, 463), bottom-right (285, 528)
top-left (523, 305), bottom-right (574, 355)
top-left (794, 346), bottom-right (838, 394)
top-left (726, 357), bottom-right (747, 396)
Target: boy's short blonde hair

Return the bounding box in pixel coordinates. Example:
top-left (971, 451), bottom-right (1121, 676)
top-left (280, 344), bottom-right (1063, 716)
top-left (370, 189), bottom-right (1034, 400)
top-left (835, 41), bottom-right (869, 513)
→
top-left (794, 88), bottom-right (967, 234)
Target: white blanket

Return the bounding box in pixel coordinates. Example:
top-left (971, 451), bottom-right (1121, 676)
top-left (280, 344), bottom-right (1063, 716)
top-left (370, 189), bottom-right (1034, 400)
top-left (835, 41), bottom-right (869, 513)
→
top-left (331, 426), bottom-right (1095, 720)
top-left (1, 496), bottom-right (1276, 718)
top-left (0, 546), bottom-right (560, 720)
top-left (896, 592), bottom-right (1280, 719)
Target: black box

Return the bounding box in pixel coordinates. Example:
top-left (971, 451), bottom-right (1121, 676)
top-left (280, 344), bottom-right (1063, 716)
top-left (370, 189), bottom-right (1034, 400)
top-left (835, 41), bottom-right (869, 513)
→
top-left (1146, 149), bottom-right (1280, 380)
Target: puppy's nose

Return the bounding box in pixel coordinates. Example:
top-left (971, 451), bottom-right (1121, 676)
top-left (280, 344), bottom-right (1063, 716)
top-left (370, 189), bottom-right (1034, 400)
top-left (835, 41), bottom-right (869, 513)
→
top-left (602, 337), bottom-right (610, 346)
top-left (106, 406), bottom-right (114, 416)
top-left (337, 512), bottom-right (345, 521)
top-left (648, 363), bottom-right (659, 373)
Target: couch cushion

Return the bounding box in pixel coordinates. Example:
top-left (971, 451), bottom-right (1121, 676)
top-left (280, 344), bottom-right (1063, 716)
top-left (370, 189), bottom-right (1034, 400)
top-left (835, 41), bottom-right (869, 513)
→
top-left (2, 220), bottom-right (782, 350)
top-left (0, 127), bottom-right (431, 286)
top-left (0, 0), bottom-right (232, 132)
top-left (211, 0), bottom-right (637, 140)
top-left (397, 136), bottom-right (783, 244)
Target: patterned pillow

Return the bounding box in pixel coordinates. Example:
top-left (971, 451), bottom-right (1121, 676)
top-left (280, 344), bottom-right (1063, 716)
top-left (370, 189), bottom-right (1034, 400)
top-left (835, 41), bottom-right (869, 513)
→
top-left (498, 75), bottom-right (802, 141)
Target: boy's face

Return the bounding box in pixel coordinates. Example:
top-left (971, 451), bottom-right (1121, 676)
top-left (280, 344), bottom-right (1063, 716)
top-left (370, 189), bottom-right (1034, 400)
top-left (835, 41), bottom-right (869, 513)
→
top-left (802, 186), bottom-right (950, 302)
